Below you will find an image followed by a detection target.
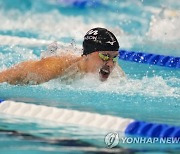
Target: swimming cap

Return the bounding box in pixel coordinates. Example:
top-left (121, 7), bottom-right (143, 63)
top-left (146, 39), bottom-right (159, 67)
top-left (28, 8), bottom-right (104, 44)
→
top-left (83, 27), bottom-right (119, 55)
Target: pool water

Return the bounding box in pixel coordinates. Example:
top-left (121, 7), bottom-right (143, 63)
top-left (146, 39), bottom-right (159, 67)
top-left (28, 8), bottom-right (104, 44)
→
top-left (0, 0), bottom-right (180, 153)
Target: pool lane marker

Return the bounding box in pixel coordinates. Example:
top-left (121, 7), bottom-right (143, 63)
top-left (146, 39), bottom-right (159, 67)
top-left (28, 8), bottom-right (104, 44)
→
top-left (0, 100), bottom-right (134, 132)
top-left (119, 50), bottom-right (180, 68)
top-left (0, 100), bottom-right (180, 138)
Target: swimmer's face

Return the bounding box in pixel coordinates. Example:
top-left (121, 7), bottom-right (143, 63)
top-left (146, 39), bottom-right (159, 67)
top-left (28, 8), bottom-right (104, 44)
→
top-left (86, 51), bottom-right (118, 81)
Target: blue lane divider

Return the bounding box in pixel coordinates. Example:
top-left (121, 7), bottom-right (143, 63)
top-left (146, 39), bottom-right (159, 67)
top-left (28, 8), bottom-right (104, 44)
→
top-left (73, 0), bottom-right (100, 7)
top-left (58, 0), bottom-right (100, 8)
top-left (125, 121), bottom-right (180, 138)
top-left (119, 50), bottom-right (180, 68)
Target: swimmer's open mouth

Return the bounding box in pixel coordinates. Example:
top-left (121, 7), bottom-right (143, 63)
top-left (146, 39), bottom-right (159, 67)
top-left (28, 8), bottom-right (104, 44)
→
top-left (99, 65), bottom-right (110, 81)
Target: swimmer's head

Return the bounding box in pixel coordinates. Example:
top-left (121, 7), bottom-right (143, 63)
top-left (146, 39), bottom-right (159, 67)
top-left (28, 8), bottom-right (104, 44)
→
top-left (82, 28), bottom-right (119, 81)
top-left (82, 27), bottom-right (119, 55)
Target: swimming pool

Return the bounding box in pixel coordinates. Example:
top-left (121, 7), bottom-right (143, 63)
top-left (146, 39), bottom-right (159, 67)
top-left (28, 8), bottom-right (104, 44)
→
top-left (0, 0), bottom-right (180, 153)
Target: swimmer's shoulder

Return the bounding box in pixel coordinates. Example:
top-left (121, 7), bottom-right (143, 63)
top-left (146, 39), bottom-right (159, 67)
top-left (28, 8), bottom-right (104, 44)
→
top-left (41, 53), bottom-right (81, 64)
top-left (35, 54), bottom-right (82, 75)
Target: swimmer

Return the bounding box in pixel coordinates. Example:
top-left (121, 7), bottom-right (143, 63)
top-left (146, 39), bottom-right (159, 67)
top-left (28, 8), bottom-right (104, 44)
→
top-left (0, 27), bottom-right (125, 85)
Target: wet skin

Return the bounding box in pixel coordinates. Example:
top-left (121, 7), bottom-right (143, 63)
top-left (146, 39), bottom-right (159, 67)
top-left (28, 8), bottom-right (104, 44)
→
top-left (0, 51), bottom-right (122, 85)
top-left (82, 51), bottom-right (119, 81)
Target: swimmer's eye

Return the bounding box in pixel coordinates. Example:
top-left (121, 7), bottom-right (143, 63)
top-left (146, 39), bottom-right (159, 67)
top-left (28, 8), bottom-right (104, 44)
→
top-left (113, 56), bottom-right (118, 62)
top-left (99, 53), bottom-right (110, 61)
top-left (99, 53), bottom-right (118, 62)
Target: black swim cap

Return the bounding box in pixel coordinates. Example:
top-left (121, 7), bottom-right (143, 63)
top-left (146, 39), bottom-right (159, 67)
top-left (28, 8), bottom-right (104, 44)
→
top-left (83, 27), bottom-right (119, 55)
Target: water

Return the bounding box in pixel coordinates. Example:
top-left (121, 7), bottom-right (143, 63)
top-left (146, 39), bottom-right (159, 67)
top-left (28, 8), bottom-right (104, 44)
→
top-left (0, 0), bottom-right (180, 153)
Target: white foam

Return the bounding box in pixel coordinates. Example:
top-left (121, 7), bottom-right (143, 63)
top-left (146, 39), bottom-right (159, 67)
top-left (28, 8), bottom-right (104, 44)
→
top-left (0, 10), bottom-right (106, 41)
top-left (41, 73), bottom-right (180, 98)
top-left (147, 8), bottom-right (180, 41)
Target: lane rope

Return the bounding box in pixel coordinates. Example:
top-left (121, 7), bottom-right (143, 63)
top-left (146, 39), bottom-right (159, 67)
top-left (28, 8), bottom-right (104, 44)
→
top-left (119, 50), bottom-right (180, 68)
top-left (0, 100), bottom-right (179, 138)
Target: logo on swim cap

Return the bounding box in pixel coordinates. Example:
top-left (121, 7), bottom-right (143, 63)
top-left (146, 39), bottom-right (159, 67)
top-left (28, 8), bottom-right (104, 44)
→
top-left (83, 27), bottom-right (119, 55)
top-left (106, 41), bottom-right (116, 45)
top-left (84, 35), bottom-right (97, 41)
top-left (86, 29), bottom-right (98, 35)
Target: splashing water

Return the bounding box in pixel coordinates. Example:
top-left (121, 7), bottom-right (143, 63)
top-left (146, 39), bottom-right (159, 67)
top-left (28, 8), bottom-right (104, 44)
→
top-left (0, 0), bottom-right (180, 153)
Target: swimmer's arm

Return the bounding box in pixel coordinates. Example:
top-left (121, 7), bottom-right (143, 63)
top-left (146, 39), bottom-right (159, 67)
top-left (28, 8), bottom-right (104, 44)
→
top-left (0, 62), bottom-right (30, 84)
top-left (0, 56), bottom-right (79, 85)
top-left (0, 58), bottom-right (64, 85)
